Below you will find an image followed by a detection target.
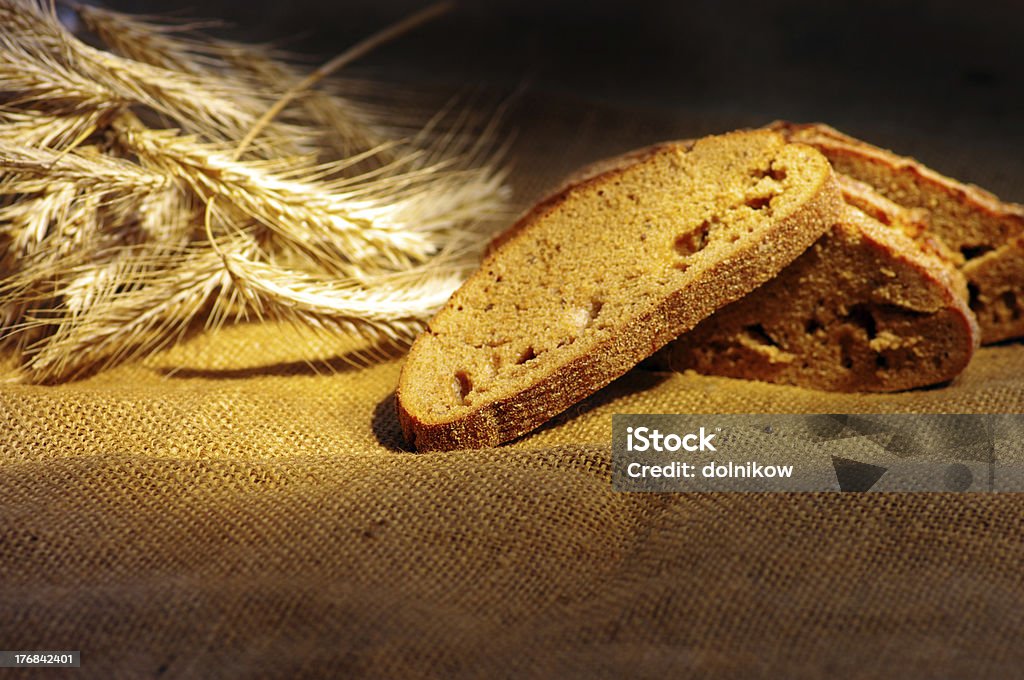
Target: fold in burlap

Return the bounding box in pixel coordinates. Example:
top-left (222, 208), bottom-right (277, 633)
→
top-left (2, 100), bottom-right (1023, 677)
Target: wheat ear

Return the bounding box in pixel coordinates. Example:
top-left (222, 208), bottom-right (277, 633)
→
top-left (0, 0), bottom-right (511, 382)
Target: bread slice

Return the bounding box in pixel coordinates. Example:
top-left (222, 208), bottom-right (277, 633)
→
top-left (653, 199), bottom-right (980, 392)
top-left (396, 130), bottom-right (841, 451)
top-left (836, 174), bottom-right (962, 275)
top-left (770, 121), bottom-right (1024, 343)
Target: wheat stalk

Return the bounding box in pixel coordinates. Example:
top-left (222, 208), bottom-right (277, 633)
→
top-left (0, 0), bottom-right (510, 382)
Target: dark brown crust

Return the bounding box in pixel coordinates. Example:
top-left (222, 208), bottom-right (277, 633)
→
top-left (397, 134), bottom-right (841, 451)
top-left (769, 121), bottom-right (1024, 343)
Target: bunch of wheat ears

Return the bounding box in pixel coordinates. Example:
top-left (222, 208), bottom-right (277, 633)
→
top-left (0, 0), bottom-right (509, 382)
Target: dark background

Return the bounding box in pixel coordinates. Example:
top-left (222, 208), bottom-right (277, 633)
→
top-left (103, 0), bottom-right (1024, 199)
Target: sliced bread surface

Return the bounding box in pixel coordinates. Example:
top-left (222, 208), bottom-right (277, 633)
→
top-left (655, 203), bottom-right (979, 392)
top-left (396, 130), bottom-right (840, 451)
top-left (771, 121), bottom-right (1024, 343)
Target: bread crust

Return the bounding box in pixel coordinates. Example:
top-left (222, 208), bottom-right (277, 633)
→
top-left (397, 131), bottom-right (841, 451)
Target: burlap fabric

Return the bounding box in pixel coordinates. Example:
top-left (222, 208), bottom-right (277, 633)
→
top-left (2, 99), bottom-right (1023, 678)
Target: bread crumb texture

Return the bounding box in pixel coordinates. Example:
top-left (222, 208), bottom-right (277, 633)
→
top-left (658, 204), bottom-right (979, 392)
top-left (397, 129), bottom-right (839, 451)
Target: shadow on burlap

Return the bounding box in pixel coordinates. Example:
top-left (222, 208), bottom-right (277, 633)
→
top-left (2, 99), bottom-right (1023, 678)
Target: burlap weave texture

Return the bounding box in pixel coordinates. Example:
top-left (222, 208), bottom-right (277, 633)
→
top-left (2, 101), bottom-right (1023, 678)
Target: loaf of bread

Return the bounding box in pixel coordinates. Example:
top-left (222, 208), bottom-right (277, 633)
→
top-left (654, 199), bottom-right (980, 392)
top-left (770, 122), bottom-right (1024, 344)
top-left (396, 130), bottom-right (841, 451)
